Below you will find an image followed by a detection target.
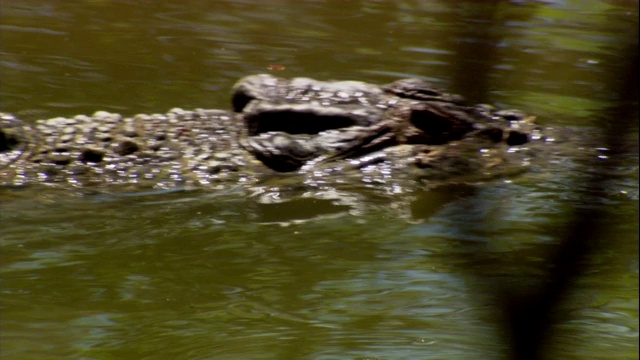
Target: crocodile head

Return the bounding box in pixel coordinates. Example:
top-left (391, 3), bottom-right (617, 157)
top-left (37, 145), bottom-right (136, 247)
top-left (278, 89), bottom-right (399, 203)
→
top-left (232, 74), bottom-right (401, 172)
top-left (231, 74), bottom-right (536, 178)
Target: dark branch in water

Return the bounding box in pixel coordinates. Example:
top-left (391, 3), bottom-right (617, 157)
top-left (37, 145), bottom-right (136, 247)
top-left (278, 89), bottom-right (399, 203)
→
top-left (442, 2), bottom-right (638, 359)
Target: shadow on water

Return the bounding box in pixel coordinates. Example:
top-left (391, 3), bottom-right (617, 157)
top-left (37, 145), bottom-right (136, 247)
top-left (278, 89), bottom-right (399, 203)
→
top-left (434, 1), bottom-right (639, 359)
top-left (443, 0), bottom-right (536, 104)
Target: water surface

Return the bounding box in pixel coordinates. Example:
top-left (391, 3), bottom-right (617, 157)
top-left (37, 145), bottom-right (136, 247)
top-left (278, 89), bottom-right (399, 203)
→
top-left (1, 1), bottom-right (638, 359)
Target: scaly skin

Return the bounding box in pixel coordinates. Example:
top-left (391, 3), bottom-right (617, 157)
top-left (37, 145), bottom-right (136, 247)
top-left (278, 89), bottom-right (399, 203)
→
top-left (0, 74), bottom-right (540, 190)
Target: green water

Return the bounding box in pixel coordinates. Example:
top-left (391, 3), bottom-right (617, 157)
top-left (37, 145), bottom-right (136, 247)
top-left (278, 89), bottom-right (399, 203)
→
top-left (1, 1), bottom-right (638, 359)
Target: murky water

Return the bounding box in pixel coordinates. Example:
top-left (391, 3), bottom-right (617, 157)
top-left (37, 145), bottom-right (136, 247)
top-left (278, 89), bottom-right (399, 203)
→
top-left (1, 1), bottom-right (638, 359)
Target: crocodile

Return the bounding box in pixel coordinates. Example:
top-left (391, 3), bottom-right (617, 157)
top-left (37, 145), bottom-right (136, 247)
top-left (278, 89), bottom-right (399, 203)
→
top-left (0, 74), bottom-right (542, 192)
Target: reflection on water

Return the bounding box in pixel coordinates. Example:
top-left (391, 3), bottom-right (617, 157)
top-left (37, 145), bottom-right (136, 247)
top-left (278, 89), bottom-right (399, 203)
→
top-left (1, 0), bottom-right (638, 359)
